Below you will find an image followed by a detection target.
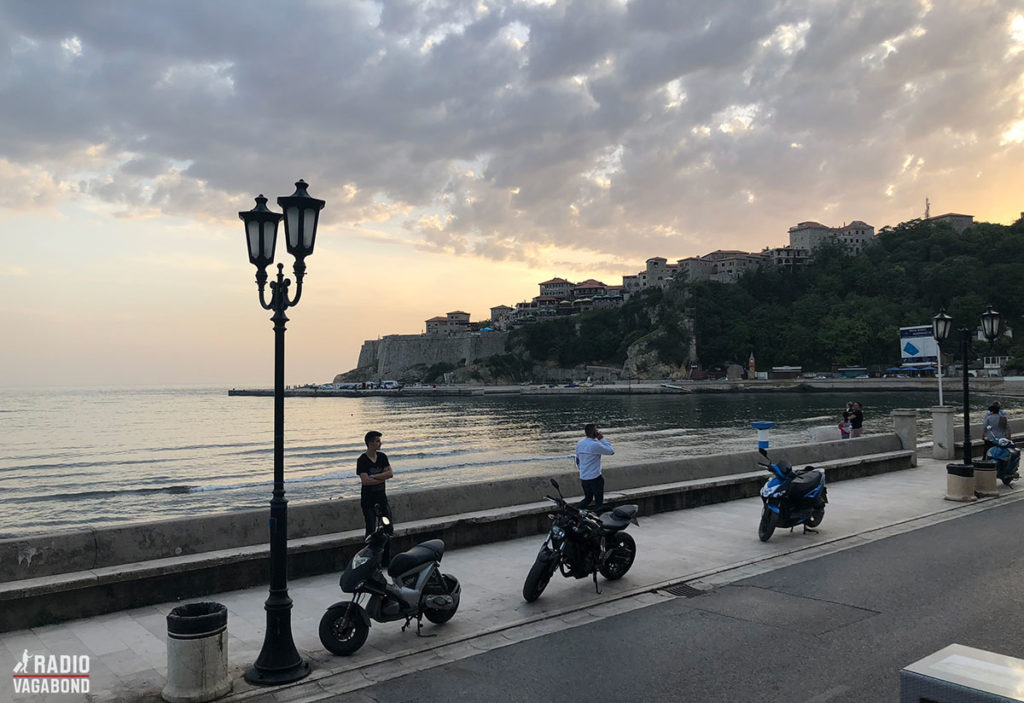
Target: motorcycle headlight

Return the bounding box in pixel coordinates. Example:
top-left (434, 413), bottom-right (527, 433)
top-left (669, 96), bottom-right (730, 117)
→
top-left (551, 526), bottom-right (565, 539)
top-left (350, 552), bottom-right (372, 569)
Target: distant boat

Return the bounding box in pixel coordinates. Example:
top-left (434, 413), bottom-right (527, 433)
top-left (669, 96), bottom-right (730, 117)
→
top-left (661, 383), bottom-right (691, 392)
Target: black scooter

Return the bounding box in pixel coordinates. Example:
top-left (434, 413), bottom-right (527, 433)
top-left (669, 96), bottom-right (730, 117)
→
top-left (319, 514), bottom-right (461, 656)
top-left (757, 448), bottom-right (827, 542)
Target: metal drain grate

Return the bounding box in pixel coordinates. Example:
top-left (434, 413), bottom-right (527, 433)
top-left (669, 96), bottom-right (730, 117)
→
top-left (664, 582), bottom-right (706, 598)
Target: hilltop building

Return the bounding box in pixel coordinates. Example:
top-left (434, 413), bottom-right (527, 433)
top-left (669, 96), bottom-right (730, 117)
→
top-left (924, 213), bottom-right (974, 233)
top-left (483, 212), bottom-right (952, 331)
top-left (786, 220), bottom-right (875, 254)
top-left (538, 277), bottom-right (574, 299)
top-left (489, 305), bottom-right (514, 331)
top-left (424, 310), bottom-right (472, 335)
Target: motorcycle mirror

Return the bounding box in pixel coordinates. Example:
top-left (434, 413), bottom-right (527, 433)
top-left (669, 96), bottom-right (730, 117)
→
top-left (758, 448), bottom-right (768, 458)
top-left (550, 478), bottom-right (560, 490)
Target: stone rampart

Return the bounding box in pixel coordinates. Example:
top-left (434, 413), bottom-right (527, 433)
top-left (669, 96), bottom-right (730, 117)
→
top-left (356, 338), bottom-right (381, 369)
top-left (355, 331), bottom-right (509, 378)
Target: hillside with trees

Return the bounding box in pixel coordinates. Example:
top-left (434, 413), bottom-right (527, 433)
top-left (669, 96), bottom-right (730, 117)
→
top-left (507, 216), bottom-right (1024, 376)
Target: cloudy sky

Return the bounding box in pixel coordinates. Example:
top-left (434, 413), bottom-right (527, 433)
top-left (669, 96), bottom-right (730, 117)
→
top-left (2, 0), bottom-right (1022, 386)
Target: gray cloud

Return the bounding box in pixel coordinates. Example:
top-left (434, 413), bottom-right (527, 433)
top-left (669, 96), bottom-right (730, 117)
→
top-left (1, 0), bottom-right (1022, 261)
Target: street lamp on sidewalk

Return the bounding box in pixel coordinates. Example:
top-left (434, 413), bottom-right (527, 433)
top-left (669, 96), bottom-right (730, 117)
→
top-left (239, 180), bottom-right (325, 685)
top-left (932, 305), bottom-right (1001, 466)
top-left (932, 309), bottom-right (952, 406)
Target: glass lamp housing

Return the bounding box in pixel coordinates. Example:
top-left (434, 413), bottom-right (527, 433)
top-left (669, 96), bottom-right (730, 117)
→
top-left (277, 179), bottom-right (325, 260)
top-left (239, 195), bottom-right (282, 269)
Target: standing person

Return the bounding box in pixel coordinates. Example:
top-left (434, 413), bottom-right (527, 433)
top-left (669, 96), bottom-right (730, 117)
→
top-left (983, 402), bottom-right (1011, 454)
top-left (575, 423), bottom-right (614, 512)
top-left (849, 402), bottom-right (865, 438)
top-left (357, 430), bottom-right (394, 563)
top-left (839, 402), bottom-right (853, 439)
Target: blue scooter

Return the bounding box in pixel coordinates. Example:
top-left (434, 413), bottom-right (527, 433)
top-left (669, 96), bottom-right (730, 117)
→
top-left (987, 438), bottom-right (1021, 487)
top-left (757, 448), bottom-right (827, 542)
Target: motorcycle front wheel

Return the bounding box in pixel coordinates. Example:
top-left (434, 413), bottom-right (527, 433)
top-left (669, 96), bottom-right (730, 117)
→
top-left (599, 532), bottom-right (636, 580)
top-left (319, 603), bottom-right (369, 656)
top-left (523, 549), bottom-right (558, 602)
top-left (758, 507), bottom-right (778, 543)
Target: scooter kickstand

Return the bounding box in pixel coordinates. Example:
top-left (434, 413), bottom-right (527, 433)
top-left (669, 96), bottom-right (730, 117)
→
top-left (402, 614), bottom-right (435, 638)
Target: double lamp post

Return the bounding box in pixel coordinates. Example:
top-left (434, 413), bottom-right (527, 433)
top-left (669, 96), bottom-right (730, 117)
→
top-left (931, 305), bottom-right (1001, 467)
top-left (239, 180), bottom-right (325, 685)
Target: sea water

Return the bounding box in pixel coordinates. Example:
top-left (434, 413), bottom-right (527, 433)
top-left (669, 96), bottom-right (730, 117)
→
top-left (0, 385), bottom-right (988, 537)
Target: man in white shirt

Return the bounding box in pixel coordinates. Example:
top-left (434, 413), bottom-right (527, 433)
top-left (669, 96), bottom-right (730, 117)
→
top-left (575, 423), bottom-right (614, 512)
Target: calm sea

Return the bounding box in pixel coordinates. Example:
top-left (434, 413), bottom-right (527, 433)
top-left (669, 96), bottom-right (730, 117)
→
top-left (0, 385), bottom-right (993, 538)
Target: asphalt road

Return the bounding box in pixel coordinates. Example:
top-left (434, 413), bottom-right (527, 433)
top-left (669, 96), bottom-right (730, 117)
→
top-left (332, 499), bottom-right (1024, 703)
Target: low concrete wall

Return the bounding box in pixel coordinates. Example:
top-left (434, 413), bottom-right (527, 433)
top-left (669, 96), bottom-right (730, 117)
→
top-left (0, 445), bottom-right (915, 632)
top-left (0, 435), bottom-right (901, 585)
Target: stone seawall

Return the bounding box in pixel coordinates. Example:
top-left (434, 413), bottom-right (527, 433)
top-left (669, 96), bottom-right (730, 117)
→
top-left (0, 434), bottom-right (903, 584)
top-left (355, 331), bottom-right (508, 378)
top-left (0, 434), bottom-right (914, 630)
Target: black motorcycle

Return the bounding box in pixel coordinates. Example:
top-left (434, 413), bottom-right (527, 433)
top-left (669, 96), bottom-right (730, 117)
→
top-left (319, 514), bottom-right (461, 656)
top-left (757, 448), bottom-right (827, 543)
top-left (522, 478), bottom-right (639, 602)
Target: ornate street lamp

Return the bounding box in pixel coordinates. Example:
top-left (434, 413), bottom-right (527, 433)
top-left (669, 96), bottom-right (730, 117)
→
top-left (239, 180), bottom-right (325, 685)
top-left (935, 305), bottom-right (1001, 467)
top-left (932, 309), bottom-right (952, 406)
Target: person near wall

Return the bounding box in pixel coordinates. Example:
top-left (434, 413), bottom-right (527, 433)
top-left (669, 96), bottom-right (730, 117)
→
top-left (982, 402), bottom-right (1011, 454)
top-left (357, 430), bottom-right (394, 563)
top-left (839, 402), bottom-right (853, 439)
top-left (849, 402), bottom-right (864, 438)
top-left (575, 423), bottom-right (614, 512)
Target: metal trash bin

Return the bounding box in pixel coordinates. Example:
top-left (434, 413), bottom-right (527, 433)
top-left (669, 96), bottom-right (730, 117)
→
top-left (162, 602), bottom-right (231, 703)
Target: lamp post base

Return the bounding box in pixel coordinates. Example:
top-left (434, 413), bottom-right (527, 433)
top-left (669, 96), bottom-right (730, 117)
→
top-left (945, 463), bottom-right (977, 502)
top-left (243, 659), bottom-right (310, 687)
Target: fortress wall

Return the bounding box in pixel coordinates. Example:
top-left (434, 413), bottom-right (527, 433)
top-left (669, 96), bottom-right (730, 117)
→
top-left (356, 339), bottom-right (380, 369)
top-left (373, 332), bottom-right (508, 377)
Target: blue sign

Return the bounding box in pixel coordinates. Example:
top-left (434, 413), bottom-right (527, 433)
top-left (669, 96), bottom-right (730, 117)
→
top-left (899, 326), bottom-right (939, 364)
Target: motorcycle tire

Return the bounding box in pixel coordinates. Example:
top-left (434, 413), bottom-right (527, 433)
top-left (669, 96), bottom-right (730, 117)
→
top-left (599, 532), bottom-right (637, 580)
top-left (805, 507), bottom-right (825, 528)
top-left (422, 573), bottom-right (460, 624)
top-left (319, 603), bottom-right (369, 656)
top-left (758, 508), bottom-right (778, 543)
top-left (523, 549), bottom-right (557, 602)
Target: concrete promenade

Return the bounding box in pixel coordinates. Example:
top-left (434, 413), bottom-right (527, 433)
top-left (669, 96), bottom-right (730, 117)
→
top-left (3, 454), bottom-right (1021, 702)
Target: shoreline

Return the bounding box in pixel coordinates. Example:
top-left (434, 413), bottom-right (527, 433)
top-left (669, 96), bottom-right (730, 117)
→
top-left (228, 377), bottom-right (1018, 398)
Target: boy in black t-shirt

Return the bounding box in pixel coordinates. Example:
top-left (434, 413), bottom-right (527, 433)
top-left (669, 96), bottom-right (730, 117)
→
top-left (357, 430), bottom-right (394, 562)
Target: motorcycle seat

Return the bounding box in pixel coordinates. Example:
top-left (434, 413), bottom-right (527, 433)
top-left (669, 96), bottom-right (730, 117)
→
top-left (787, 470), bottom-right (823, 498)
top-left (600, 504), bottom-right (638, 530)
top-left (388, 539), bottom-right (445, 577)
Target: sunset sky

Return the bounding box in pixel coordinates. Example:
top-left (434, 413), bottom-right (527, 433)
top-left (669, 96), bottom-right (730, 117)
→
top-left (1, 0), bottom-right (1023, 387)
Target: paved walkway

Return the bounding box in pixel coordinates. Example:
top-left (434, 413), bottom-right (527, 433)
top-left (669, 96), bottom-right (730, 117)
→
top-left (3, 454), bottom-right (1021, 703)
